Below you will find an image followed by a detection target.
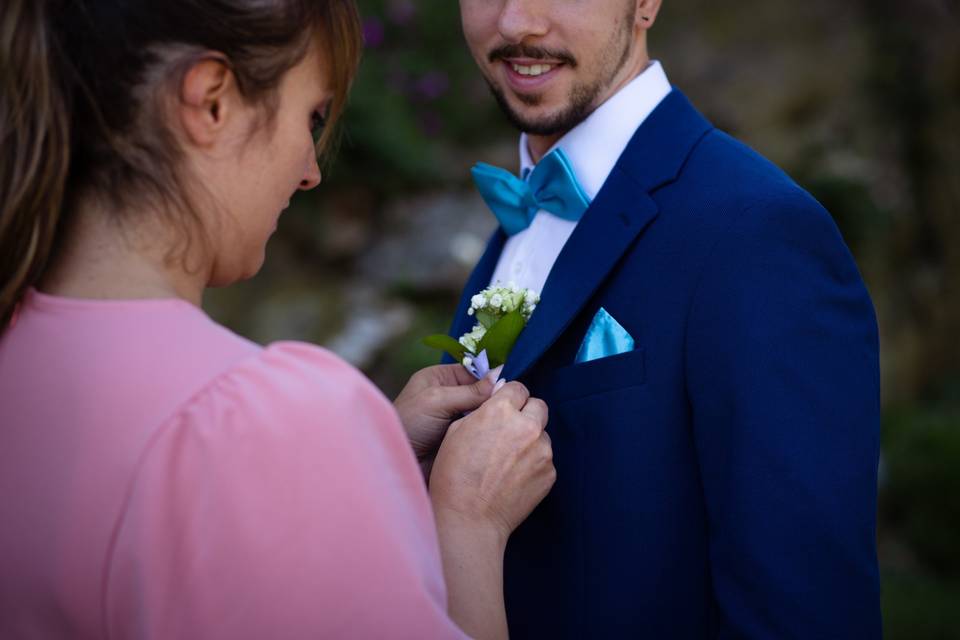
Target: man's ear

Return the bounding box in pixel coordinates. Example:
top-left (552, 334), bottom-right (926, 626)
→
top-left (636, 0), bottom-right (663, 29)
top-left (178, 55), bottom-right (237, 148)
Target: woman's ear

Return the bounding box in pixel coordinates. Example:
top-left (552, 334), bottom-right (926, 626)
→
top-left (178, 55), bottom-right (238, 148)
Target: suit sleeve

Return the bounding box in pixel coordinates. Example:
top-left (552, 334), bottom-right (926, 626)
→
top-left (684, 191), bottom-right (882, 638)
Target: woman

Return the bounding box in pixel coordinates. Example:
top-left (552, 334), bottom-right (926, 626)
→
top-left (0, 1), bottom-right (555, 638)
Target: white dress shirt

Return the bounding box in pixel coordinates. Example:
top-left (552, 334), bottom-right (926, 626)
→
top-left (488, 61), bottom-right (672, 295)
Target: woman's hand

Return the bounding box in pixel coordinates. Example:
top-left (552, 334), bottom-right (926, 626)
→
top-left (428, 381), bottom-right (555, 640)
top-left (393, 364), bottom-right (493, 469)
top-left (429, 381), bottom-right (555, 542)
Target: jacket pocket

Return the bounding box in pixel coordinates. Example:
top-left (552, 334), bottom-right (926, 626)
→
top-left (544, 348), bottom-right (645, 402)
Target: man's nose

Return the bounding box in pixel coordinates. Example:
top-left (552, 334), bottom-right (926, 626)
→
top-left (300, 155), bottom-right (322, 190)
top-left (497, 0), bottom-right (549, 43)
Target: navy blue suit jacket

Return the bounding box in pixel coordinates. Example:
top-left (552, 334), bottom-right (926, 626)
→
top-left (448, 90), bottom-right (882, 638)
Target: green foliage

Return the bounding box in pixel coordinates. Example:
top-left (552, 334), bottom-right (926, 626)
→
top-left (331, 0), bottom-right (509, 190)
top-left (478, 310), bottom-right (524, 368)
top-left (475, 310), bottom-right (498, 329)
top-left (881, 405), bottom-right (960, 578)
top-left (422, 333), bottom-right (466, 363)
top-left (421, 310), bottom-right (526, 369)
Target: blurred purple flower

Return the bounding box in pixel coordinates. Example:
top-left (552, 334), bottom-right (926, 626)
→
top-left (387, 0), bottom-right (416, 25)
top-left (414, 71), bottom-right (450, 101)
top-left (362, 18), bottom-right (385, 48)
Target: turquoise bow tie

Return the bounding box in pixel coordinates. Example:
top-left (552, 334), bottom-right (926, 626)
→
top-left (471, 148), bottom-right (591, 236)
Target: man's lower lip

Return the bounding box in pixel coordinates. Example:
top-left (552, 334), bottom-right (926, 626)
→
top-left (500, 61), bottom-right (562, 92)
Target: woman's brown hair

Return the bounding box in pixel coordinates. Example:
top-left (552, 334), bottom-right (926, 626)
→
top-left (0, 0), bottom-right (362, 330)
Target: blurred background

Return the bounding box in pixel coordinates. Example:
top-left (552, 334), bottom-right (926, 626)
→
top-left (204, 0), bottom-right (960, 636)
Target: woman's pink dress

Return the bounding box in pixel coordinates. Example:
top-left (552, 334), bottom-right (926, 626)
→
top-left (0, 290), bottom-right (467, 639)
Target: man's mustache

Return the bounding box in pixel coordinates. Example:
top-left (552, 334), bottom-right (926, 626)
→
top-left (488, 44), bottom-right (578, 68)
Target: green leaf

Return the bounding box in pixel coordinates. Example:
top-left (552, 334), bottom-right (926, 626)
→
top-left (476, 310), bottom-right (498, 329)
top-left (422, 334), bottom-right (467, 362)
top-left (477, 310), bottom-right (525, 368)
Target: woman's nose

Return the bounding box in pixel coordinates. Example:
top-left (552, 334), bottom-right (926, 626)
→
top-left (300, 154), bottom-right (322, 190)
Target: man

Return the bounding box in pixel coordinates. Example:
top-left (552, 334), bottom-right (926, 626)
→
top-left (447, 0), bottom-right (882, 637)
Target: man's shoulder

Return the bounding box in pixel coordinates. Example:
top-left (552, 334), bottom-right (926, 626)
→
top-left (685, 129), bottom-right (811, 206)
top-left (610, 121), bottom-right (846, 263)
top-left (609, 94), bottom-right (819, 219)
top-left (648, 126), bottom-right (832, 234)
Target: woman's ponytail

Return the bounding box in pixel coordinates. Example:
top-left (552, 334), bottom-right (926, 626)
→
top-left (0, 0), bottom-right (71, 329)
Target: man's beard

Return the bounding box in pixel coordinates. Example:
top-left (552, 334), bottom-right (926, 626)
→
top-left (484, 7), bottom-right (636, 137)
top-left (487, 76), bottom-right (604, 137)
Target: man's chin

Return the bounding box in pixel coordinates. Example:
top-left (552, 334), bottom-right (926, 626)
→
top-left (489, 81), bottom-right (597, 137)
top-left (516, 116), bottom-right (571, 137)
top-left (501, 102), bottom-right (588, 137)
top-left (492, 91), bottom-right (562, 135)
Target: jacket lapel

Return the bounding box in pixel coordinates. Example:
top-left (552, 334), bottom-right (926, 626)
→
top-left (502, 90), bottom-right (714, 380)
top-left (500, 171), bottom-right (657, 380)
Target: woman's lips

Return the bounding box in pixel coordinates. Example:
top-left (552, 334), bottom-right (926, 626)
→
top-left (500, 59), bottom-right (564, 93)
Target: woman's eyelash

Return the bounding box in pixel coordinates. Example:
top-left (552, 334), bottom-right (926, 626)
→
top-left (311, 111), bottom-right (327, 140)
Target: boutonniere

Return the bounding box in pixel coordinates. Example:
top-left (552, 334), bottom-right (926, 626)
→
top-left (424, 283), bottom-right (539, 379)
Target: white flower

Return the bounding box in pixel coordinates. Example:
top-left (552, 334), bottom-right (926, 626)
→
top-left (435, 283), bottom-right (543, 378)
top-left (454, 323), bottom-right (486, 356)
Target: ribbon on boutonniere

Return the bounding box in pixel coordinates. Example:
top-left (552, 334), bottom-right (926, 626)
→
top-left (423, 283), bottom-right (539, 381)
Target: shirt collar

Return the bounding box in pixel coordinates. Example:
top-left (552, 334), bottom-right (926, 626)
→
top-left (519, 60), bottom-right (672, 199)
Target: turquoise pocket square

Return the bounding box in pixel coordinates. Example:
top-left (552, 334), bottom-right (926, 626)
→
top-left (575, 307), bottom-right (635, 364)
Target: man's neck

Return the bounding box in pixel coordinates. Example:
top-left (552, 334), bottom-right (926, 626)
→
top-left (525, 52), bottom-right (652, 163)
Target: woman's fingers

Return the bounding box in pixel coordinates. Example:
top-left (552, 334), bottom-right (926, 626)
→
top-left (430, 382), bottom-right (554, 538)
top-left (485, 381), bottom-right (529, 412)
top-left (519, 397), bottom-right (548, 431)
top-left (445, 381), bottom-right (530, 437)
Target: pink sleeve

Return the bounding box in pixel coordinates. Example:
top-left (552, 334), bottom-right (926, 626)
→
top-left (103, 342), bottom-right (468, 640)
